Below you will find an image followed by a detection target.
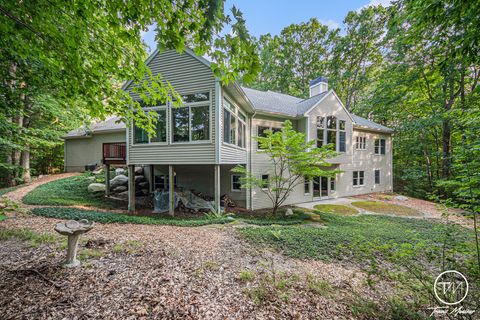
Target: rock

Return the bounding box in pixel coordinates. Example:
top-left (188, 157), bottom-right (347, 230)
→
top-left (134, 175), bottom-right (146, 184)
top-left (113, 186), bottom-right (127, 193)
top-left (92, 167), bottom-right (103, 175)
top-left (395, 195), bottom-right (408, 201)
top-left (115, 168), bottom-right (125, 176)
top-left (138, 181), bottom-right (149, 189)
top-left (87, 176), bottom-right (96, 181)
top-left (141, 189), bottom-right (149, 195)
top-left (110, 174), bottom-right (128, 189)
top-left (117, 191), bottom-right (129, 199)
top-left (285, 208), bottom-right (294, 216)
top-left (135, 166), bottom-right (144, 175)
top-left (88, 183), bottom-right (106, 193)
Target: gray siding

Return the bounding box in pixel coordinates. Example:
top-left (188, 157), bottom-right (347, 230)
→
top-left (64, 132), bottom-right (126, 172)
top-left (220, 91), bottom-right (248, 164)
top-left (126, 49), bottom-right (216, 165)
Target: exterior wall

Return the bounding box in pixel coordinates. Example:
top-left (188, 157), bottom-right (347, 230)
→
top-left (126, 49), bottom-right (217, 165)
top-left (221, 164), bottom-right (246, 207)
top-left (64, 131), bottom-right (126, 172)
top-left (219, 91), bottom-right (248, 164)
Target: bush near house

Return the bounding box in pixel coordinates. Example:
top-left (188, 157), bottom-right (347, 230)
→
top-left (23, 174), bottom-right (120, 209)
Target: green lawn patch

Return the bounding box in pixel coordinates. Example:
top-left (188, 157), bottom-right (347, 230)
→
top-left (0, 185), bottom-right (21, 196)
top-left (31, 207), bottom-right (231, 227)
top-left (237, 213), bottom-right (469, 261)
top-left (23, 174), bottom-right (119, 209)
top-left (241, 210), bottom-right (311, 225)
top-left (313, 204), bottom-right (358, 215)
top-left (351, 201), bottom-right (421, 216)
top-left (0, 227), bottom-right (58, 247)
top-left (0, 214), bottom-right (6, 221)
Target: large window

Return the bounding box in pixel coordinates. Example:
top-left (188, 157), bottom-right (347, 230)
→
top-left (374, 169), bottom-right (380, 184)
top-left (316, 116), bottom-right (346, 152)
top-left (134, 108), bottom-right (167, 144)
top-left (374, 139), bottom-right (386, 155)
top-left (257, 126), bottom-right (281, 149)
top-left (223, 98), bottom-right (246, 148)
top-left (353, 171), bottom-right (365, 186)
top-left (172, 92), bottom-right (210, 143)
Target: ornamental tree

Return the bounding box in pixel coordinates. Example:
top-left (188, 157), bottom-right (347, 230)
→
top-left (233, 120), bottom-right (340, 215)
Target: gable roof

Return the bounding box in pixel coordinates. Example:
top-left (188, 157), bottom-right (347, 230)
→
top-left (63, 117), bottom-right (125, 139)
top-left (241, 87), bottom-right (302, 117)
top-left (350, 114), bottom-right (393, 133)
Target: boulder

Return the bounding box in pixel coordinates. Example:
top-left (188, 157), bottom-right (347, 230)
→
top-left (116, 191), bottom-right (129, 199)
top-left (138, 181), bottom-right (149, 189)
top-left (92, 167), bottom-right (103, 175)
top-left (110, 174), bottom-right (128, 189)
top-left (285, 208), bottom-right (294, 216)
top-left (394, 195), bottom-right (408, 201)
top-left (113, 186), bottom-right (127, 193)
top-left (88, 183), bottom-right (106, 193)
top-left (115, 168), bottom-right (125, 176)
top-left (135, 166), bottom-right (144, 175)
top-left (134, 175), bottom-right (146, 184)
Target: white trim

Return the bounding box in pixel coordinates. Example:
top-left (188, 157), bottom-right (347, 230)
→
top-left (231, 174), bottom-right (242, 192)
top-left (215, 79), bottom-right (221, 164)
top-left (304, 90), bottom-right (355, 124)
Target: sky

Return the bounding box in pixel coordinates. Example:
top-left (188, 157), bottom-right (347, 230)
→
top-left (141, 0), bottom-right (392, 52)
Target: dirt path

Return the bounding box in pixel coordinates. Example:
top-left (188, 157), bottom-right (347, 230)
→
top-left (2, 173), bottom-right (79, 203)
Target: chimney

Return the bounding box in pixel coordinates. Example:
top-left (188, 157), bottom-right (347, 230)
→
top-left (309, 76), bottom-right (328, 97)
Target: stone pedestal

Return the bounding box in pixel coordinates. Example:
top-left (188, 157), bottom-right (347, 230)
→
top-left (55, 220), bottom-right (94, 268)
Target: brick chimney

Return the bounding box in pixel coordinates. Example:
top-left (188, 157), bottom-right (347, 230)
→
top-left (309, 76), bottom-right (328, 97)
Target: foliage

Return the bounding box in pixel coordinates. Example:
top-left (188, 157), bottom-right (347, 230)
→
top-left (31, 207), bottom-right (231, 227)
top-left (22, 174), bottom-right (119, 209)
top-left (0, 227), bottom-right (58, 247)
top-left (238, 213), bottom-right (471, 261)
top-left (233, 120), bottom-right (339, 215)
top-left (241, 210), bottom-right (310, 226)
top-left (0, 186), bottom-right (21, 196)
top-left (313, 204), bottom-right (358, 216)
top-left (239, 269), bottom-right (255, 282)
top-left (351, 201), bottom-right (421, 216)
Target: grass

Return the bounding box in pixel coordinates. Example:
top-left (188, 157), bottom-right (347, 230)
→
top-left (31, 207), bottom-right (232, 227)
top-left (78, 248), bottom-right (104, 261)
top-left (241, 209), bottom-right (311, 225)
top-left (0, 227), bottom-right (58, 247)
top-left (351, 201), bottom-right (421, 216)
top-left (239, 269), bottom-right (255, 282)
top-left (23, 174), bottom-right (119, 209)
top-left (0, 214), bottom-right (5, 221)
top-left (237, 212), bottom-right (469, 261)
top-left (313, 204), bottom-right (358, 215)
top-left (0, 185), bottom-right (21, 196)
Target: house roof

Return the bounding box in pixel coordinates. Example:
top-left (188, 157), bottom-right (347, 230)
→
top-left (63, 117), bottom-right (125, 139)
top-left (350, 114), bottom-right (393, 133)
top-left (241, 87), bottom-right (303, 117)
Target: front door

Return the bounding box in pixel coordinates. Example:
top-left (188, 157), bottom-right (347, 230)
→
top-left (313, 176), bottom-right (331, 199)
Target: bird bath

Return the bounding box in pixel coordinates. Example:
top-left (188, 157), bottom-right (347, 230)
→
top-left (55, 219), bottom-right (95, 268)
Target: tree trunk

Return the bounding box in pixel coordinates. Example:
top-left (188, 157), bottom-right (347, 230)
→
top-left (441, 119), bottom-right (451, 179)
top-left (21, 149), bottom-right (31, 183)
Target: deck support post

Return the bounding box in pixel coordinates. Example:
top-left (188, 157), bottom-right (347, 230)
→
top-left (214, 164), bottom-right (221, 211)
top-left (149, 164), bottom-right (154, 193)
top-left (128, 165), bottom-right (135, 213)
top-left (168, 165), bottom-right (174, 216)
top-left (105, 164), bottom-right (110, 197)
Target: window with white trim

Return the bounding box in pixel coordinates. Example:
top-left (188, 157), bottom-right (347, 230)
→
top-left (223, 98), bottom-right (246, 148)
top-left (257, 126), bottom-right (281, 150)
top-left (134, 108), bottom-right (167, 144)
top-left (304, 177), bottom-right (310, 194)
top-left (316, 116), bottom-right (346, 152)
top-left (374, 169), bottom-right (380, 184)
top-left (330, 179), bottom-right (336, 192)
top-left (353, 171), bottom-right (365, 186)
top-left (356, 136), bottom-right (366, 150)
top-left (374, 139), bottom-right (386, 155)
top-left (261, 174), bottom-right (269, 189)
top-left (231, 174), bottom-right (242, 191)
top-left (171, 91), bottom-right (210, 143)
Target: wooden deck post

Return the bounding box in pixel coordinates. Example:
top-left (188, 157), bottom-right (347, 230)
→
top-left (105, 164), bottom-right (110, 197)
top-left (214, 164), bottom-right (221, 211)
top-left (128, 165), bottom-right (135, 213)
top-left (168, 165), bottom-right (174, 216)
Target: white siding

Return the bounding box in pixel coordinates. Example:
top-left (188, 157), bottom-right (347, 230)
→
top-left (219, 91), bottom-right (248, 164)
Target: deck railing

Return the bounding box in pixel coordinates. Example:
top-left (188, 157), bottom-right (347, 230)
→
top-left (102, 142), bottom-right (126, 164)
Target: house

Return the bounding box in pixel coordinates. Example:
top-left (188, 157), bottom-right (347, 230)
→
top-left (63, 49), bottom-right (393, 213)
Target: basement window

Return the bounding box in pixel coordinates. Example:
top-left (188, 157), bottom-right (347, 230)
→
top-left (353, 171), bottom-right (365, 187)
top-left (231, 175), bottom-right (242, 192)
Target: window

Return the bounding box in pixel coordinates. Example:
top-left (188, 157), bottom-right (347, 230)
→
top-left (375, 139), bottom-right (386, 155)
top-left (134, 109), bottom-right (167, 144)
top-left (191, 105), bottom-right (209, 141)
top-left (223, 98), bottom-right (247, 148)
top-left (231, 175), bottom-right (242, 191)
top-left (326, 116), bottom-right (337, 147)
top-left (316, 116), bottom-right (324, 147)
top-left (304, 177), bottom-right (310, 194)
top-left (330, 179), bottom-right (336, 192)
top-left (339, 120), bottom-right (346, 152)
top-left (356, 136), bottom-right (366, 150)
top-left (257, 126), bottom-right (281, 149)
top-left (261, 174), bottom-right (269, 189)
top-left (170, 91), bottom-right (210, 143)
top-left (374, 169), bottom-right (380, 184)
top-left (172, 107), bottom-right (189, 142)
top-left (353, 171), bottom-right (365, 186)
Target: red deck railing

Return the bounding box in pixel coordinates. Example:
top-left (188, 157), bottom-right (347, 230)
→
top-left (102, 142), bottom-right (126, 164)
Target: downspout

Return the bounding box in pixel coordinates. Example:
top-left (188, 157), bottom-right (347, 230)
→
top-left (249, 110), bottom-right (256, 210)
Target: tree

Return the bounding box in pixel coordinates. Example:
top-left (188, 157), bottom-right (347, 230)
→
top-left (0, 0), bottom-right (259, 185)
top-left (232, 120), bottom-right (339, 215)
